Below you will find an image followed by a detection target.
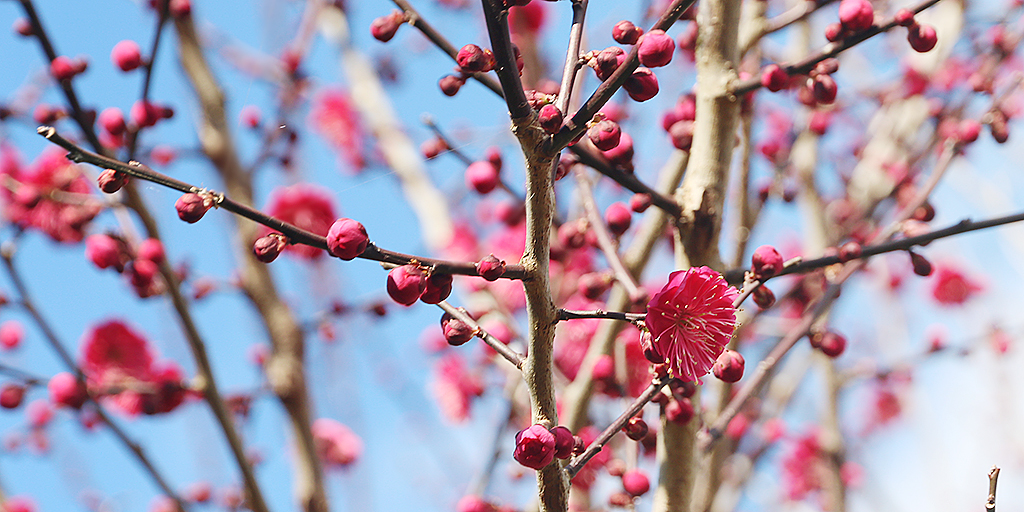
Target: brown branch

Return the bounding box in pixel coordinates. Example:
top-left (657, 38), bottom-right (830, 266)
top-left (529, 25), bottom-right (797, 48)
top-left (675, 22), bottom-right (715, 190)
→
top-left (574, 169), bottom-right (645, 303)
top-left (572, 145), bottom-right (684, 219)
top-left (548, 0), bottom-right (697, 154)
top-left (481, 0), bottom-right (531, 120)
top-left (987, 466), bottom-right (1000, 512)
top-left (564, 376), bottom-right (668, 477)
top-left (732, 0), bottom-right (944, 96)
top-left (37, 126), bottom-right (531, 281)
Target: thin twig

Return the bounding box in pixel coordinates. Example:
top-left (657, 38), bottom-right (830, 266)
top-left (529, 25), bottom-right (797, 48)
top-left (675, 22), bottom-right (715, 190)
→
top-left (126, 0), bottom-right (171, 161)
top-left (36, 127), bottom-right (531, 281)
top-left (437, 301), bottom-right (524, 370)
top-left (574, 169), bottom-right (645, 303)
top-left (986, 466), bottom-right (1000, 512)
top-left (732, 0), bottom-right (944, 95)
top-left (557, 309), bottom-right (645, 322)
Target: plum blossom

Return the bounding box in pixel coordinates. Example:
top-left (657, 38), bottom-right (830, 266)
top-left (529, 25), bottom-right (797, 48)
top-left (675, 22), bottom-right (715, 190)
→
top-left (312, 418), bottom-right (362, 468)
top-left (645, 267), bottom-right (738, 383)
top-left (310, 89), bottom-right (365, 172)
top-left (262, 184), bottom-right (337, 260)
top-left (430, 352), bottom-right (483, 423)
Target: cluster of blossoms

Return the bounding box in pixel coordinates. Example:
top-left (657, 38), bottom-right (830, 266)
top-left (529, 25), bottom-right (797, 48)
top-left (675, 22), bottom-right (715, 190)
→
top-left (78, 320), bottom-right (189, 416)
top-left (0, 147), bottom-right (101, 243)
top-left (85, 234), bottom-right (167, 298)
top-left (512, 423), bottom-right (575, 470)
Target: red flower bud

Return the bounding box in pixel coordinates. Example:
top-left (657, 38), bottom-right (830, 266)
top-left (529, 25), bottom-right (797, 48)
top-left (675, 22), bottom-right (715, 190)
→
top-left (637, 29), bottom-right (675, 67)
top-left (622, 469), bottom-right (651, 497)
top-left (48, 372), bottom-right (88, 409)
top-left (838, 241), bottom-right (862, 262)
top-left (538, 104), bottom-right (563, 134)
top-left (957, 119), bottom-right (981, 143)
top-left (623, 67), bottom-right (659, 102)
top-left (99, 107), bottom-right (127, 136)
top-left (605, 202), bottom-right (632, 235)
top-left (612, 20), bottom-right (643, 45)
top-left (669, 120), bottom-right (695, 150)
top-left (588, 119), bottom-right (621, 151)
top-left (175, 192), bottom-right (211, 223)
top-left (326, 218), bottom-right (369, 260)
top-left (0, 384), bottom-right (24, 409)
top-left (137, 238), bottom-right (165, 264)
top-left (476, 254), bottom-right (506, 281)
top-left (85, 234), bottom-right (126, 271)
top-left (456, 44), bottom-right (496, 73)
top-left (111, 40), bottom-right (143, 72)
top-left (910, 250), bottom-right (932, 276)
top-left (602, 132), bottom-right (634, 170)
top-left (387, 265), bottom-right (427, 306)
top-left (623, 417), bottom-right (648, 441)
top-left (441, 309), bottom-right (475, 346)
top-left (513, 424), bottom-right (556, 469)
top-left (818, 331), bottom-right (847, 357)
top-left (550, 426), bottom-right (574, 459)
top-left (439, 74), bottom-right (466, 96)
top-left (665, 397), bottom-right (694, 425)
top-left (761, 64), bottom-right (789, 92)
top-left (50, 56), bottom-right (77, 81)
top-left (630, 193), bottom-right (652, 213)
top-left (751, 245), bottom-right (784, 279)
top-left (371, 11), bottom-right (405, 42)
top-left (253, 233), bottom-right (287, 263)
top-left (894, 8), bottom-right (915, 27)
top-left (838, 0), bottom-right (874, 32)
top-left (592, 46), bottom-right (626, 81)
top-left (465, 161), bottom-right (500, 194)
top-left (908, 23), bottom-right (937, 53)
top-left (752, 285), bottom-right (776, 309)
top-left (712, 349), bottom-right (745, 383)
top-left (812, 74), bottom-right (838, 104)
top-left (420, 273), bottom-right (453, 304)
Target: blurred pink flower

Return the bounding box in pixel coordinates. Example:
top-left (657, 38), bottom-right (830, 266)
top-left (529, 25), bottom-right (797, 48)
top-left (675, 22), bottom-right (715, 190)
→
top-left (930, 263), bottom-right (982, 305)
top-left (263, 184), bottom-right (336, 260)
top-left (645, 267), bottom-right (738, 383)
top-left (310, 89), bottom-right (365, 172)
top-left (430, 352), bottom-right (483, 423)
top-left (312, 418), bottom-right (362, 468)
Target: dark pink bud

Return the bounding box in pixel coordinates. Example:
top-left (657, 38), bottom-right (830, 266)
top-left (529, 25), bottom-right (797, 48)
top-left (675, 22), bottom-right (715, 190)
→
top-left (605, 202), bottom-right (632, 235)
top-left (456, 44), bottom-right (496, 73)
top-left (131, 100), bottom-right (161, 128)
top-left (751, 245), bottom-right (784, 279)
top-left (622, 469), bottom-right (650, 497)
top-left (51, 56), bottom-right (77, 81)
top-left (838, 0), bottom-right (874, 32)
top-left (630, 193), bottom-right (652, 213)
top-left (669, 120), bottom-right (695, 151)
top-left (639, 329), bottom-right (664, 363)
top-left (253, 233), bottom-right (287, 263)
top-left (128, 258), bottom-right (158, 288)
top-left (990, 110), bottom-right (1010, 144)
top-left (637, 29), bottom-right (675, 68)
top-left (588, 119), bottom-right (621, 151)
top-left (558, 221), bottom-right (586, 249)
top-left (99, 107), bottom-right (127, 136)
top-left (513, 424), bottom-right (556, 469)
top-left (387, 265), bottom-right (427, 306)
top-left (476, 254), bottom-right (506, 281)
top-left (894, 8), bottom-right (915, 27)
top-left (175, 192), bottom-right (211, 223)
top-left (97, 169), bottom-right (129, 194)
top-left (420, 137), bottom-right (448, 159)
top-left (13, 18), bottom-right (33, 37)
top-left (240, 105), bottom-right (261, 129)
top-left (465, 161), bottom-right (500, 194)
top-left (910, 251), bottom-right (932, 276)
top-left (485, 146), bottom-right (503, 172)
top-left (0, 384), bottom-right (24, 409)
top-left (327, 218), bottom-right (369, 260)
top-left (550, 426), bottom-right (574, 459)
top-left (808, 110), bottom-right (832, 135)
top-left (538, 104), bottom-right (563, 134)
top-left (761, 64), bottom-right (789, 92)
top-left (137, 238), bottom-right (165, 264)
top-left (818, 331), bottom-right (847, 357)
top-left (814, 58), bottom-right (840, 76)
top-left (957, 119), bottom-right (981, 143)
top-left (612, 20), bottom-right (643, 45)
top-left (85, 234), bottom-right (124, 270)
top-left (439, 75), bottom-right (465, 96)
top-left (623, 67), bottom-right (659, 102)
top-left (371, 11), bottom-right (405, 42)
top-left (624, 417), bottom-right (648, 441)
top-left (602, 132), bottom-right (634, 169)
top-left (812, 74), bottom-right (838, 104)
top-left (593, 46), bottom-right (626, 81)
top-left (665, 397), bottom-right (694, 425)
top-left (111, 40), bottom-right (143, 72)
top-left (579, 272), bottom-right (612, 300)
top-left (420, 273), bottom-right (453, 304)
top-left (169, 0), bottom-right (191, 17)
top-left (712, 349), bottom-right (745, 383)
top-left (824, 22), bottom-right (845, 42)
top-left (752, 285), bottom-right (776, 309)
top-left (908, 23), bottom-right (937, 53)
top-left (555, 153), bottom-right (578, 181)
top-left (48, 372), bottom-right (88, 409)
top-left (441, 309), bottom-right (475, 346)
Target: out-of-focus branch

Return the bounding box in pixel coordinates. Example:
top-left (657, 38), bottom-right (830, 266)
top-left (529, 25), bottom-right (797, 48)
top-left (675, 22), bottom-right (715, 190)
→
top-left (732, 0), bottom-right (944, 95)
top-left (571, 146), bottom-right (683, 218)
top-left (171, 13), bottom-right (317, 512)
top-left (548, 0), bottom-right (697, 154)
top-left (575, 169), bottom-right (645, 303)
top-left (0, 245), bottom-right (189, 512)
top-left (37, 127), bottom-right (531, 281)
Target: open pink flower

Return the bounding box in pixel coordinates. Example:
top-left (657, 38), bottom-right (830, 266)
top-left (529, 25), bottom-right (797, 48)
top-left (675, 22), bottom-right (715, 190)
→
top-left (645, 266), bottom-right (738, 383)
